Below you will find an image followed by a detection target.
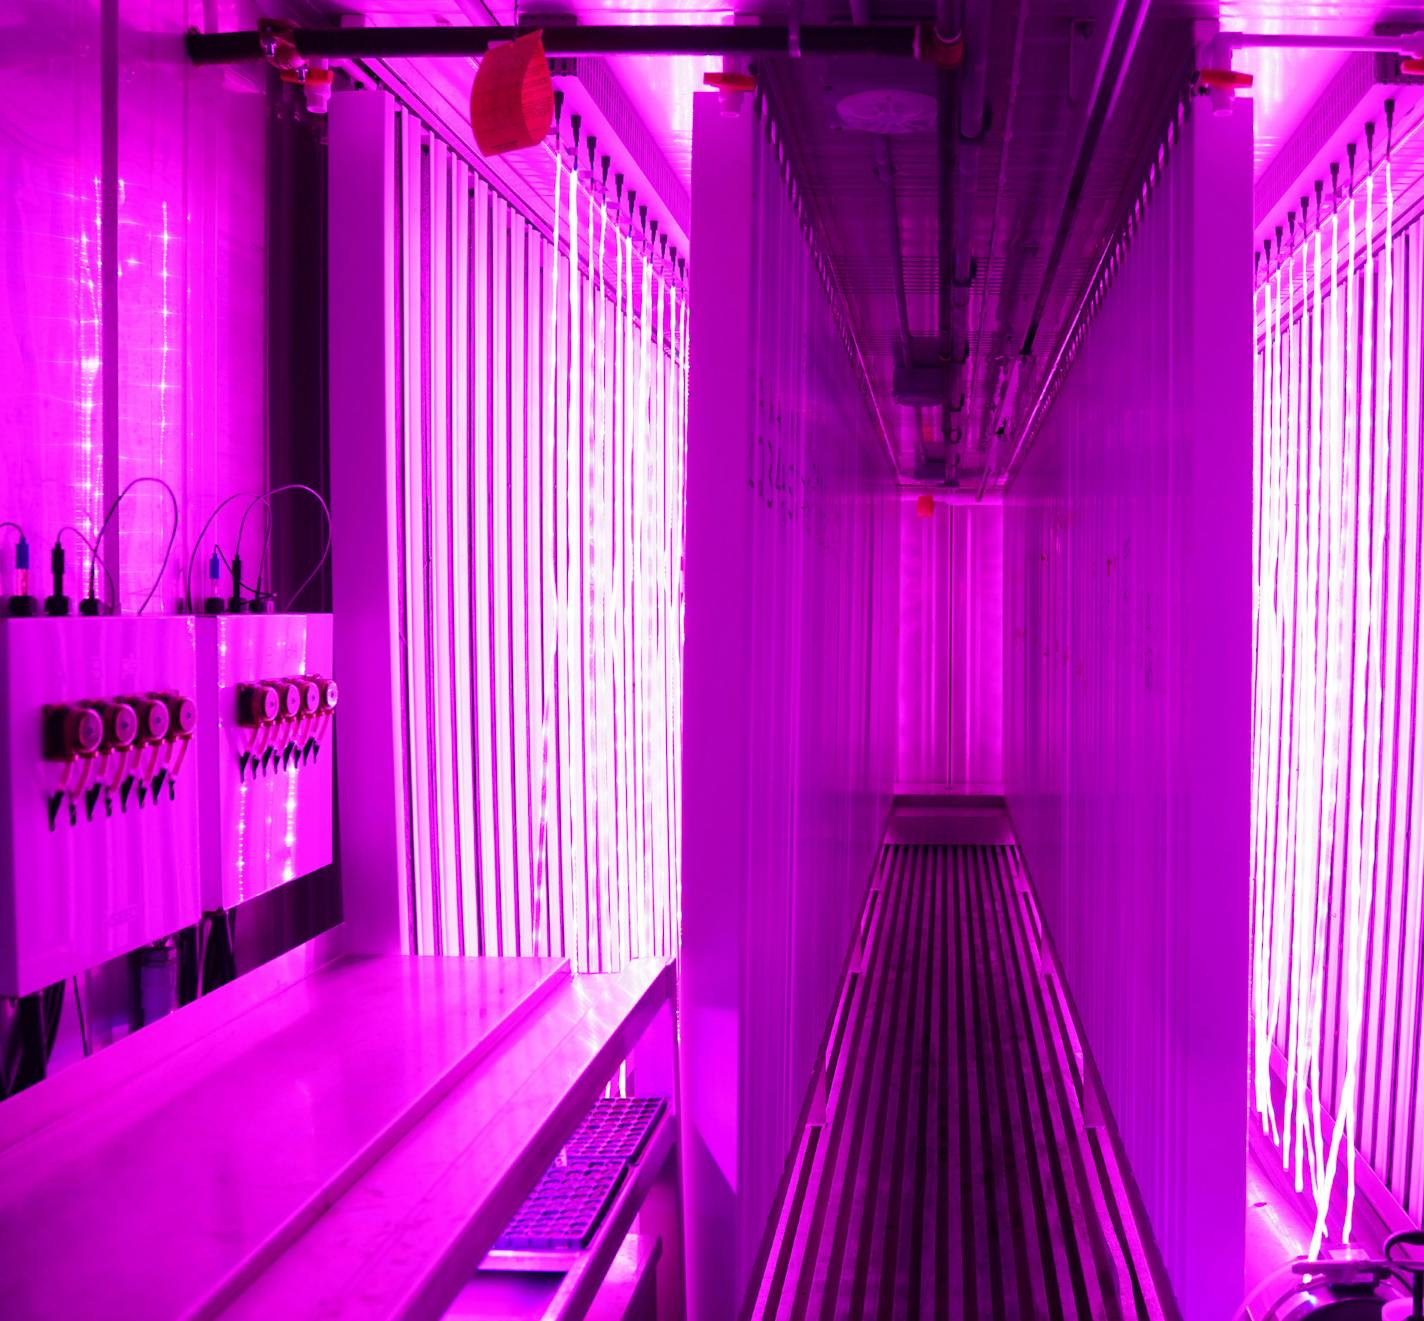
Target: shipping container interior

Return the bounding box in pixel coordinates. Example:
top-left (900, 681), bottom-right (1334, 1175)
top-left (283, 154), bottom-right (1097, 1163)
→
top-left (3, 1), bottom-right (1424, 1317)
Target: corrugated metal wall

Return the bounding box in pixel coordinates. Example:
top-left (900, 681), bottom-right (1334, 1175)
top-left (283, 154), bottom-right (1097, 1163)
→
top-left (1004, 99), bottom-right (1254, 1317)
top-left (680, 93), bottom-right (900, 1320)
top-left (896, 498), bottom-right (1003, 792)
top-left (1252, 157), bottom-right (1424, 1245)
top-left (381, 95), bottom-right (688, 968)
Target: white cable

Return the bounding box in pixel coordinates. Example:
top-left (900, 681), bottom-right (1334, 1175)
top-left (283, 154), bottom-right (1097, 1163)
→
top-left (90, 475), bottom-right (179, 614)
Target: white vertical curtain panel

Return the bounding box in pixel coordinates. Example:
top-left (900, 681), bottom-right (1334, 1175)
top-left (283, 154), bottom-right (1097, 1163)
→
top-left (388, 102), bottom-right (689, 970)
top-left (1004, 100), bottom-right (1254, 1315)
top-left (1252, 157), bottom-right (1424, 1246)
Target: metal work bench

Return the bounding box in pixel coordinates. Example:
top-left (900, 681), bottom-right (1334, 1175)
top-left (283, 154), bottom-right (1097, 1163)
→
top-left (0, 934), bottom-right (680, 1320)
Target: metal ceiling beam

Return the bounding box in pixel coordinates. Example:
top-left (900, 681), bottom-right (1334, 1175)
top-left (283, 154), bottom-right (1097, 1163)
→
top-left (970, 0), bottom-right (1028, 480)
top-left (1016, 0), bottom-right (1151, 359)
top-left (186, 23), bottom-right (937, 64)
top-left (1223, 30), bottom-right (1423, 55)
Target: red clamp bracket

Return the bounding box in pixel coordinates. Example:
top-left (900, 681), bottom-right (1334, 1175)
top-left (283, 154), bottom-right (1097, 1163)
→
top-left (258, 18), bottom-right (305, 77)
top-left (258, 19), bottom-right (334, 112)
top-left (917, 25), bottom-right (965, 71)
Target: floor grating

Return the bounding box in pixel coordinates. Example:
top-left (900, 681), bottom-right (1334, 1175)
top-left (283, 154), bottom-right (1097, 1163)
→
top-left (750, 843), bottom-right (1171, 1320)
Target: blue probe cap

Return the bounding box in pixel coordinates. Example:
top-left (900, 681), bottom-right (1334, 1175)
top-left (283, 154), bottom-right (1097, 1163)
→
top-left (15, 537), bottom-right (28, 570)
top-left (209, 547), bottom-right (221, 579)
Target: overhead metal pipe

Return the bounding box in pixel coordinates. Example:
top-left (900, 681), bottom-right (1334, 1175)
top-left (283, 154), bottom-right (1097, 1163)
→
top-left (975, 0), bottom-right (1149, 495)
top-left (970, 0), bottom-right (1028, 484)
top-left (937, 0), bottom-right (989, 482)
top-left (955, 0), bottom-right (987, 142)
top-left (936, 0), bottom-right (961, 43)
top-left (937, 69), bottom-right (960, 467)
top-left (879, 140), bottom-right (913, 350)
top-left (185, 23), bottom-right (939, 65)
top-left (1222, 30), bottom-right (1424, 54)
top-left (878, 137), bottom-right (928, 474)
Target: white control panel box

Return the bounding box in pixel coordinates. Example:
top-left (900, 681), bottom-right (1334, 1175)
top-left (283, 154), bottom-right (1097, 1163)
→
top-left (195, 614), bottom-right (335, 911)
top-left (0, 617), bottom-right (202, 997)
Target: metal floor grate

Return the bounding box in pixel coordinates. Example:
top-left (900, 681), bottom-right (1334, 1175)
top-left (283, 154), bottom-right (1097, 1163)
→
top-left (749, 842), bottom-right (1173, 1320)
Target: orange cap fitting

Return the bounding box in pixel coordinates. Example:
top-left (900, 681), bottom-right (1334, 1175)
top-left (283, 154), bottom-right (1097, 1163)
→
top-left (1197, 68), bottom-right (1254, 90)
top-left (704, 71), bottom-right (757, 93)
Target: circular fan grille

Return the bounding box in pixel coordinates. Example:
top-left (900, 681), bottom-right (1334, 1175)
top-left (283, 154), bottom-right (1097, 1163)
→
top-left (834, 88), bottom-right (937, 135)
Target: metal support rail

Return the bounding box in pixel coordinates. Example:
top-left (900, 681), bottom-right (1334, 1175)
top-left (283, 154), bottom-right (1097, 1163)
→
top-left (186, 23), bottom-right (955, 65)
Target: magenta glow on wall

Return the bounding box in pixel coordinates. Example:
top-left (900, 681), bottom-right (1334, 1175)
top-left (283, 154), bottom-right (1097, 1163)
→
top-left (680, 92), bottom-right (900, 1321)
top-left (896, 496), bottom-right (1003, 793)
top-left (1003, 98), bottom-right (1253, 1317)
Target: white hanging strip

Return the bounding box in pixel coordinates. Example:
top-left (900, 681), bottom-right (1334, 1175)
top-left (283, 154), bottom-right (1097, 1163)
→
top-left (503, 118), bottom-right (690, 975)
top-left (562, 150), bottom-right (583, 971)
top-left (594, 191), bottom-right (615, 971)
top-left (532, 145), bottom-right (563, 960)
top-left (581, 172), bottom-right (603, 968)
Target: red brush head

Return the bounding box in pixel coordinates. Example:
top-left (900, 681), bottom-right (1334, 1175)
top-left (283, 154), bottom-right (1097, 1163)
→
top-left (469, 31), bottom-right (555, 157)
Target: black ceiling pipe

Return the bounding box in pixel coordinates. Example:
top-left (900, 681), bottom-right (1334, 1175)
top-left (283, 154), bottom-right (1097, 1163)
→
top-left (185, 23), bottom-right (930, 65)
top-left (936, 67), bottom-right (962, 484)
top-left (934, 0), bottom-right (987, 485)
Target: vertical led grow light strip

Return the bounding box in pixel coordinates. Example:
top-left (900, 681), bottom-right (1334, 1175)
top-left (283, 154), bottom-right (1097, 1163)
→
top-left (471, 174), bottom-right (500, 957)
top-left (77, 177), bottom-right (103, 532)
top-left (509, 213), bottom-right (533, 959)
top-left (559, 149), bottom-right (580, 970)
top-left (588, 182), bottom-right (608, 970)
top-left (450, 156), bottom-right (480, 956)
top-left (532, 147), bottom-right (563, 959)
top-left (1251, 129), bottom-right (1424, 1247)
top-left (489, 191), bottom-right (516, 956)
